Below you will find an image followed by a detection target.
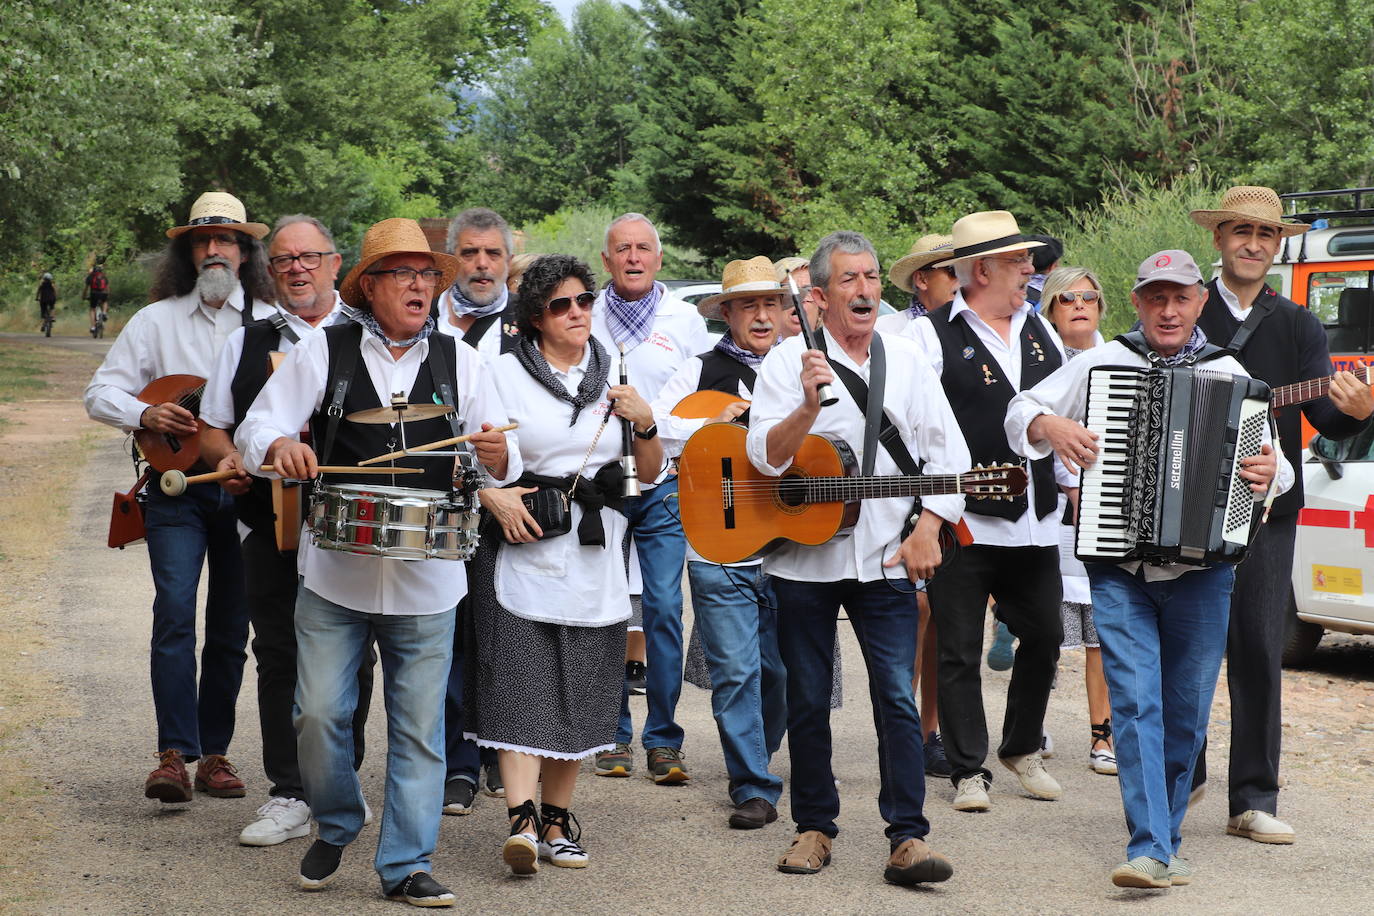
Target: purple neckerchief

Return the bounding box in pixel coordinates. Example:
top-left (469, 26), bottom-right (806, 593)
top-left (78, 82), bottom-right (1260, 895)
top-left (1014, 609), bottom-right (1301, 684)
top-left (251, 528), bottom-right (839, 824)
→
top-left (1156, 326), bottom-right (1209, 366)
top-left (604, 280), bottom-right (664, 346)
top-left (905, 293), bottom-right (928, 319)
top-left (714, 331), bottom-right (765, 367)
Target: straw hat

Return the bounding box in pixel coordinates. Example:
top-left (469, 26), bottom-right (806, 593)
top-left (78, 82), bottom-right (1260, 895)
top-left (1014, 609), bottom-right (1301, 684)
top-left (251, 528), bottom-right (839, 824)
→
top-left (773, 256), bottom-right (809, 282)
top-left (888, 234), bottom-right (955, 292)
top-left (697, 256), bottom-right (787, 320)
top-left (339, 218), bottom-right (460, 309)
top-left (165, 191), bottom-right (268, 240)
top-left (1189, 185), bottom-right (1308, 237)
top-left (938, 211), bottom-right (1045, 265)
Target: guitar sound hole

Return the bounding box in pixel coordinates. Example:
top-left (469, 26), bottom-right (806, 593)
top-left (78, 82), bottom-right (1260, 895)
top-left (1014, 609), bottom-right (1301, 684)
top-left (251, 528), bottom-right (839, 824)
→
top-left (777, 475), bottom-right (808, 509)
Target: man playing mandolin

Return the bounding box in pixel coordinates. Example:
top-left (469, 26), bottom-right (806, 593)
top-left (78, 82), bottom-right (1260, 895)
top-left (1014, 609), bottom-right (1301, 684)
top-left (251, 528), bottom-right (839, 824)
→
top-left (84, 191), bottom-right (277, 804)
top-left (745, 231), bottom-right (970, 887)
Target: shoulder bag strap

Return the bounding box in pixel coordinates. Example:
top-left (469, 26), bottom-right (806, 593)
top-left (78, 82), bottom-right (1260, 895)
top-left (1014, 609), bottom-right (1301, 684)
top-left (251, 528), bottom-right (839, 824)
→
top-left (268, 310), bottom-right (301, 346)
top-left (319, 324), bottom-right (362, 467)
top-left (425, 335), bottom-right (464, 439)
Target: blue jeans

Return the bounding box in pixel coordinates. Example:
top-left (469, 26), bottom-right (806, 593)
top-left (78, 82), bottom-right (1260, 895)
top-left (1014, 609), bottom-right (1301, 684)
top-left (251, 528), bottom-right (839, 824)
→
top-left (616, 478), bottom-right (687, 749)
top-left (772, 578), bottom-right (928, 845)
top-left (445, 599), bottom-right (495, 784)
top-left (294, 586), bottom-right (453, 889)
top-left (687, 561), bottom-right (786, 805)
top-left (1087, 563), bottom-right (1235, 862)
top-left (142, 484), bottom-right (248, 758)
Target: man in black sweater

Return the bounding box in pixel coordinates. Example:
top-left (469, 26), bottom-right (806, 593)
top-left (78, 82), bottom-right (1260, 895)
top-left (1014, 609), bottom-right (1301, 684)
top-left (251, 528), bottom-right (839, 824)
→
top-left (1191, 186), bottom-right (1373, 845)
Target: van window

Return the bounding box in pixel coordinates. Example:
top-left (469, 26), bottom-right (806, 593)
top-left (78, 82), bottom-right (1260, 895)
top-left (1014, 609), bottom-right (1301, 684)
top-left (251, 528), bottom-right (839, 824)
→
top-left (1308, 270), bottom-right (1373, 353)
top-left (1312, 426), bottom-right (1374, 462)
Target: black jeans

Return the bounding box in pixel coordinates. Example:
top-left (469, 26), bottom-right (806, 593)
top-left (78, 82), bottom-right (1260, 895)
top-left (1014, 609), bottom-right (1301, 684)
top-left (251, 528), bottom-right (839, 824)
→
top-left (926, 544), bottom-right (1063, 784)
top-left (242, 530), bottom-right (375, 799)
top-left (1192, 513), bottom-right (1296, 816)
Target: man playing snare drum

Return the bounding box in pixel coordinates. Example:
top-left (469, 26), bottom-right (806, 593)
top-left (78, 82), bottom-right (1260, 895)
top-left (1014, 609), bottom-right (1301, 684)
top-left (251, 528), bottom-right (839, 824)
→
top-left (236, 218), bottom-right (519, 907)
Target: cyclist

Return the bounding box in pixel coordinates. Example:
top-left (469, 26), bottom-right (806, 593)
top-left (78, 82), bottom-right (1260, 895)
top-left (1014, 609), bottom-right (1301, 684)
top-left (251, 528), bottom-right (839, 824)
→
top-left (84, 262), bottom-right (110, 334)
top-left (37, 273), bottom-right (57, 334)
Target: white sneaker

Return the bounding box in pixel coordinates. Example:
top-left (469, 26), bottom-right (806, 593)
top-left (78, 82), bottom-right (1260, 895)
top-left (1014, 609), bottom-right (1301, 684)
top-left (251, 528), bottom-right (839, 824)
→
top-left (1001, 752), bottom-right (1062, 800)
top-left (952, 774), bottom-right (991, 812)
top-left (363, 799), bottom-right (374, 827)
top-left (538, 835), bottom-right (589, 868)
top-left (239, 797), bottom-right (311, 846)
top-left (1227, 809), bottom-right (1295, 844)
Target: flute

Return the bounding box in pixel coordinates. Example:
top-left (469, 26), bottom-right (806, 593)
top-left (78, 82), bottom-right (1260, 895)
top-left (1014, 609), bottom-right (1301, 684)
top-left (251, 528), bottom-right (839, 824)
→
top-left (786, 272), bottom-right (837, 406)
top-left (617, 343), bottom-right (642, 497)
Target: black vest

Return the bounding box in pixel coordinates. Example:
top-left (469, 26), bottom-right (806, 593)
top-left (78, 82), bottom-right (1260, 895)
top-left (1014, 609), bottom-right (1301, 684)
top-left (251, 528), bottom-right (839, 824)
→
top-left (309, 325), bottom-right (461, 492)
top-left (696, 349), bottom-right (756, 424)
top-left (926, 304), bottom-right (1061, 520)
top-left (229, 320), bottom-right (295, 537)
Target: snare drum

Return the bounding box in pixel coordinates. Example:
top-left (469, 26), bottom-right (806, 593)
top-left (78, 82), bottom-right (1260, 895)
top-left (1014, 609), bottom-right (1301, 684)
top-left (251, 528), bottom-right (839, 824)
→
top-left (307, 484), bottom-right (479, 561)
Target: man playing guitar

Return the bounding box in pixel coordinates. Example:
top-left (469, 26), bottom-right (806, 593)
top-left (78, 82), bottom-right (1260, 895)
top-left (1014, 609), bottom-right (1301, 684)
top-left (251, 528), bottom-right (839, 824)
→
top-left (83, 192), bottom-right (276, 804)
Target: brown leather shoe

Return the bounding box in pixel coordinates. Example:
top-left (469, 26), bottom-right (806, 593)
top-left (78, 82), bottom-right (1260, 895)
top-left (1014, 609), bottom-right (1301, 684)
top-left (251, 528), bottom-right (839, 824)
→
top-left (194, 754), bottom-right (246, 798)
top-left (884, 837), bottom-right (954, 885)
top-left (728, 797), bottom-right (778, 830)
top-left (144, 749), bottom-right (192, 803)
top-left (777, 830), bottom-right (832, 874)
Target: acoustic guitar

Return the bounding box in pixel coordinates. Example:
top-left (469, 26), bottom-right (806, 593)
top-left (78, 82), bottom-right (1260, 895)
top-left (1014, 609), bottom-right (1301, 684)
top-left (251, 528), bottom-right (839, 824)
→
top-left (677, 423), bottom-right (1027, 564)
top-left (133, 374), bottom-right (207, 472)
top-left (671, 389), bottom-right (749, 419)
top-left (1270, 364), bottom-right (1371, 408)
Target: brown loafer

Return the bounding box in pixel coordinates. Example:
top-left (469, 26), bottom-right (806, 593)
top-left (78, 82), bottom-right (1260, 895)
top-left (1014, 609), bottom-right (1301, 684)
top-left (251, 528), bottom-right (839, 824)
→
top-left (195, 754), bottom-right (246, 798)
top-left (777, 830), bottom-right (832, 874)
top-left (728, 797), bottom-right (778, 830)
top-left (884, 837), bottom-right (954, 885)
top-left (144, 749), bottom-right (192, 803)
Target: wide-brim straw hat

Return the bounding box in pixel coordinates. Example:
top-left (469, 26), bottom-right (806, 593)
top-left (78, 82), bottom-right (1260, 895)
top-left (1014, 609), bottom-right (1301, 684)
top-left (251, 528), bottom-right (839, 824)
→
top-left (937, 211), bottom-right (1045, 266)
top-left (339, 218), bottom-right (460, 309)
top-left (1189, 185), bottom-right (1308, 237)
top-left (165, 191), bottom-right (268, 240)
top-left (698, 256), bottom-right (788, 320)
top-left (889, 234), bottom-right (955, 292)
top-left (773, 256), bottom-right (809, 282)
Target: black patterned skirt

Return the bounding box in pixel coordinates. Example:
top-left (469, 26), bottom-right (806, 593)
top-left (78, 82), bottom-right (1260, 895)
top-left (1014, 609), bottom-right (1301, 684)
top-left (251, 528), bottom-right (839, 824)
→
top-left (463, 538), bottom-right (627, 760)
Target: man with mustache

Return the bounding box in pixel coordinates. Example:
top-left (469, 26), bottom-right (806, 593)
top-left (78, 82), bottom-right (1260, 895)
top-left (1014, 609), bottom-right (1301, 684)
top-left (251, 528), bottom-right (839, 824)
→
top-left (84, 191), bottom-right (276, 803)
top-left (196, 214), bottom-right (380, 846)
top-left (435, 207), bottom-right (520, 358)
top-left (747, 231), bottom-right (969, 885)
top-left (651, 257), bottom-right (790, 829)
top-left (903, 210), bottom-right (1069, 814)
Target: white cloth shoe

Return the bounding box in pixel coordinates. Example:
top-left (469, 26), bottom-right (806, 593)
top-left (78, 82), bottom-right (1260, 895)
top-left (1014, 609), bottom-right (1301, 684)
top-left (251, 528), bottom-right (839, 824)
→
top-left (539, 835), bottom-right (589, 868)
top-left (952, 774), bottom-right (991, 812)
top-left (1001, 751), bottom-right (1062, 800)
top-left (1089, 746), bottom-right (1118, 775)
top-left (363, 799), bottom-right (374, 826)
top-left (239, 797), bottom-right (311, 847)
top-left (1227, 809), bottom-right (1294, 844)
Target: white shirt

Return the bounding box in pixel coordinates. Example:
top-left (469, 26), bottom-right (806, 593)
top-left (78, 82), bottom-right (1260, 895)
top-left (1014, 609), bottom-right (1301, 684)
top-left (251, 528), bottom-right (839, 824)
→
top-left (200, 295), bottom-right (346, 429)
top-left (1215, 276), bottom-right (1249, 321)
top-left (490, 348), bottom-right (632, 627)
top-left (85, 285), bottom-right (276, 430)
top-left (592, 288), bottom-right (714, 485)
top-left (874, 310), bottom-right (918, 335)
top-left (434, 287), bottom-right (514, 360)
top-left (902, 292), bottom-right (1073, 548)
top-left (235, 326), bottom-right (520, 615)
top-left (651, 354), bottom-right (758, 567)
top-left (1003, 340), bottom-right (1293, 581)
top-left (746, 328), bottom-right (970, 583)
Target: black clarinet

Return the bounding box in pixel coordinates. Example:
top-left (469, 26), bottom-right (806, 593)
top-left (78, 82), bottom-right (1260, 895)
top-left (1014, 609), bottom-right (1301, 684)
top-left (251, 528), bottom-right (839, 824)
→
top-left (786, 272), bottom-right (837, 406)
top-left (617, 344), bottom-right (642, 497)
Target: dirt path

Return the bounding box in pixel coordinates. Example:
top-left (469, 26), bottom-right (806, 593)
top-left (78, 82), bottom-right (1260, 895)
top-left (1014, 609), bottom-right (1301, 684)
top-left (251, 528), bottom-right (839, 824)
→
top-left (1, 348), bottom-right (1373, 913)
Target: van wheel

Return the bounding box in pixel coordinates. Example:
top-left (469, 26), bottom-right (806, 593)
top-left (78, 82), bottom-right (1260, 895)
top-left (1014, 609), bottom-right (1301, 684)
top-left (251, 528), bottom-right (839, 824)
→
top-left (1282, 589), bottom-right (1323, 667)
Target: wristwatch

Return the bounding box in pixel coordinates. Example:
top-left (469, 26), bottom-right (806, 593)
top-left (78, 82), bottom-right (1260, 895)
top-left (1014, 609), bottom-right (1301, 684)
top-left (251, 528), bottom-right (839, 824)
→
top-left (633, 423), bottom-right (659, 440)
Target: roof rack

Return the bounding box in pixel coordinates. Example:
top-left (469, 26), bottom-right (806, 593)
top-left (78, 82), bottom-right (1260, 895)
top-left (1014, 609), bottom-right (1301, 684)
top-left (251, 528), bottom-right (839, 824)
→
top-left (1281, 188), bottom-right (1374, 224)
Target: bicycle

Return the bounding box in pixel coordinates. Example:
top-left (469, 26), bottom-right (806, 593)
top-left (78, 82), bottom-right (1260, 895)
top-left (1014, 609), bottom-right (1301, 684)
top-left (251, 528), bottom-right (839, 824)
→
top-left (40, 305), bottom-right (55, 338)
top-left (91, 308), bottom-right (107, 339)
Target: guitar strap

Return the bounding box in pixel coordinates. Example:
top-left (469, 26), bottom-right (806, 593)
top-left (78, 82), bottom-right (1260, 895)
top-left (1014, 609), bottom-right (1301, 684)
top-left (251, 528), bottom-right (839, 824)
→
top-left (814, 332), bottom-right (921, 476)
top-left (319, 324), bottom-right (363, 468)
top-left (268, 311), bottom-right (301, 346)
top-left (425, 336), bottom-right (464, 441)
top-left (1225, 299), bottom-right (1269, 353)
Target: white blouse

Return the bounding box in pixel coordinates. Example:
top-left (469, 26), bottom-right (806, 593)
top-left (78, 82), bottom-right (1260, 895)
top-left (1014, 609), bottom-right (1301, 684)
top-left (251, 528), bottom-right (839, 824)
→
top-left (492, 346), bottom-right (632, 628)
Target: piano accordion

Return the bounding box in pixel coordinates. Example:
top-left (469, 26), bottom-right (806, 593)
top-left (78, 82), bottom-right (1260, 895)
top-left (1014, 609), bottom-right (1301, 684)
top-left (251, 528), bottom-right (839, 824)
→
top-left (1077, 364), bottom-right (1272, 565)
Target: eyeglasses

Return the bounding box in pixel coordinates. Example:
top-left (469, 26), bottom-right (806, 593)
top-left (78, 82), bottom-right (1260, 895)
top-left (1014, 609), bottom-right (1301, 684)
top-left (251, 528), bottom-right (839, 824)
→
top-left (269, 251), bottom-right (336, 273)
top-left (1056, 290), bottom-right (1101, 304)
top-left (920, 265), bottom-right (957, 278)
top-left (366, 267), bottom-right (445, 286)
top-left (784, 285), bottom-right (814, 310)
top-left (190, 231), bottom-right (239, 248)
top-left (545, 291), bottom-right (596, 315)
top-left (987, 253), bottom-right (1033, 266)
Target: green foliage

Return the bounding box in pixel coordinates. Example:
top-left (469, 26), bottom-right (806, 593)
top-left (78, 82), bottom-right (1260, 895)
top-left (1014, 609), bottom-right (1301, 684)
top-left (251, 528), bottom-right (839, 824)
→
top-left (520, 204), bottom-right (706, 285)
top-left (1050, 170), bottom-right (1225, 339)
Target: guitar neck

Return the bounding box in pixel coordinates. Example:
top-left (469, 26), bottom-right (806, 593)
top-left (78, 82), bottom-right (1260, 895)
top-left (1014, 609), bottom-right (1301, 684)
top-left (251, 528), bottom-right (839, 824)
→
top-left (798, 474), bottom-right (965, 503)
top-left (1271, 364), bottom-right (1370, 408)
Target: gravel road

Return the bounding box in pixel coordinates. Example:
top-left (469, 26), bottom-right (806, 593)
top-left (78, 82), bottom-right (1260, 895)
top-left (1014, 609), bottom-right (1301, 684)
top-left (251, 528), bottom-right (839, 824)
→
top-left (5, 398), bottom-right (1374, 915)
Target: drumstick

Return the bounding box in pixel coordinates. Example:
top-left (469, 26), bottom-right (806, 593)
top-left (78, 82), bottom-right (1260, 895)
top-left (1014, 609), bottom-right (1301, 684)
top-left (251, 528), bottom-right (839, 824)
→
top-left (161, 465), bottom-right (423, 496)
top-left (358, 422), bottom-right (519, 466)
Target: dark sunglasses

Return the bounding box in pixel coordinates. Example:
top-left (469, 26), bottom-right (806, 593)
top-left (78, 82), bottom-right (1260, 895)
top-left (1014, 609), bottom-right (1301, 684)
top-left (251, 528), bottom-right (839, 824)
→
top-left (1056, 290), bottom-right (1101, 304)
top-left (546, 291), bottom-right (596, 315)
top-left (921, 265), bottom-right (957, 279)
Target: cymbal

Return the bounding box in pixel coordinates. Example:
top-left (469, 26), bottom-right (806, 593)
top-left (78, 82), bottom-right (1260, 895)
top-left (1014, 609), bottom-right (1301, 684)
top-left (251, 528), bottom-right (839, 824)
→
top-left (345, 403), bottom-right (454, 424)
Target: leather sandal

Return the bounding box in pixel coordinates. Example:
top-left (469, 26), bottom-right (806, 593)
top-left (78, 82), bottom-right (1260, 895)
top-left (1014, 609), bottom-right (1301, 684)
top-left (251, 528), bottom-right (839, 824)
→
top-left (777, 829), bottom-right (832, 874)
